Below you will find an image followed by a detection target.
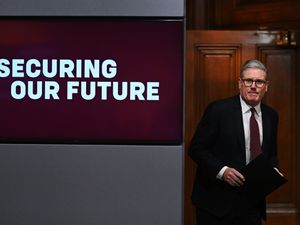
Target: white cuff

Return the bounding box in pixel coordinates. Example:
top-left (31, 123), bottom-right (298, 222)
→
top-left (216, 166), bottom-right (228, 180)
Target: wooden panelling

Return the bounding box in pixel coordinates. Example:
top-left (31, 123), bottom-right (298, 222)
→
top-left (186, 0), bottom-right (207, 29)
top-left (186, 0), bottom-right (300, 30)
top-left (193, 44), bottom-right (241, 116)
top-left (258, 46), bottom-right (298, 212)
top-left (263, 213), bottom-right (300, 225)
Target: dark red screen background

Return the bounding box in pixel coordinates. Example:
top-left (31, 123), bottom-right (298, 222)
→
top-left (0, 18), bottom-right (183, 144)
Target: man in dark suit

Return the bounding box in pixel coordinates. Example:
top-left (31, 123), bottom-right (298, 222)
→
top-left (189, 59), bottom-right (279, 225)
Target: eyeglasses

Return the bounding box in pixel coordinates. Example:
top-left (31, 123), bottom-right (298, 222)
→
top-left (241, 78), bottom-right (267, 88)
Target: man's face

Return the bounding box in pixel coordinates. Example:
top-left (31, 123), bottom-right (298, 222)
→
top-left (239, 68), bottom-right (268, 107)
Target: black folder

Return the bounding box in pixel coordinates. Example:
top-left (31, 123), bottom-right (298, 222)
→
top-left (239, 154), bottom-right (288, 204)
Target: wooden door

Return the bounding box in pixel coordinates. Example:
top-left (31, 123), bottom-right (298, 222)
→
top-left (185, 30), bottom-right (300, 225)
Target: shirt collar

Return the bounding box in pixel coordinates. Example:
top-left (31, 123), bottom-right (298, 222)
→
top-left (239, 95), bottom-right (261, 116)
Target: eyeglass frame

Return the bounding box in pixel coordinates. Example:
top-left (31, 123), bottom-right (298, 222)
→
top-left (240, 78), bottom-right (268, 88)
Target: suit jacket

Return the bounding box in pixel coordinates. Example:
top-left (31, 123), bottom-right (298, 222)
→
top-left (189, 95), bottom-right (279, 218)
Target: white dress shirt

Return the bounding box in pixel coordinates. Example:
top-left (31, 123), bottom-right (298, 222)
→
top-left (216, 96), bottom-right (263, 179)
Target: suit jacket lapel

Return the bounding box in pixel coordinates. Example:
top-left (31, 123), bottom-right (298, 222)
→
top-left (261, 104), bottom-right (270, 154)
top-left (232, 95), bottom-right (246, 164)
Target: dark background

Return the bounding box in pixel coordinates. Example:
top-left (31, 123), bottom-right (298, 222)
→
top-left (0, 19), bottom-right (183, 144)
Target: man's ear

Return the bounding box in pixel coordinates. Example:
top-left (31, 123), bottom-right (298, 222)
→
top-left (238, 80), bottom-right (242, 89)
top-left (265, 81), bottom-right (269, 92)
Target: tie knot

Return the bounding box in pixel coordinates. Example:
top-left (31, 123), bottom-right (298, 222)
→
top-left (250, 107), bottom-right (256, 115)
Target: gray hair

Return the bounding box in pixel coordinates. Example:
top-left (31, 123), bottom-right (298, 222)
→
top-left (240, 59), bottom-right (268, 80)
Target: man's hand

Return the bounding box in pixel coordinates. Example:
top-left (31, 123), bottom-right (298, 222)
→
top-left (223, 167), bottom-right (245, 187)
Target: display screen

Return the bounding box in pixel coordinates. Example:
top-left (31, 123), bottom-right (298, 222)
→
top-left (0, 18), bottom-right (183, 144)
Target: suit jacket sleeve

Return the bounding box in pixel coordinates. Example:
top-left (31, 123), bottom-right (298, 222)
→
top-left (189, 102), bottom-right (226, 181)
top-left (262, 105), bottom-right (279, 168)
